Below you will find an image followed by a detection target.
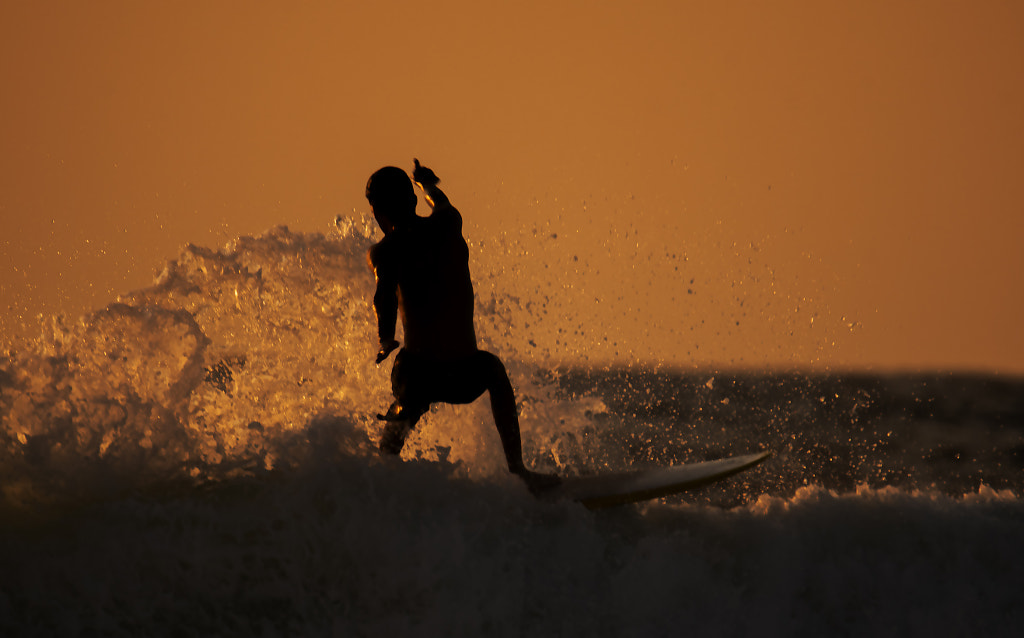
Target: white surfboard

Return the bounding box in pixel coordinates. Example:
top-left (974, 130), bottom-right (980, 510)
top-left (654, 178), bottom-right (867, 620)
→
top-left (543, 451), bottom-right (771, 509)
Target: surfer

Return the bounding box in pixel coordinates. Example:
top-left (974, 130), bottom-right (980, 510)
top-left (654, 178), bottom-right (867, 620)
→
top-left (366, 159), bottom-right (558, 492)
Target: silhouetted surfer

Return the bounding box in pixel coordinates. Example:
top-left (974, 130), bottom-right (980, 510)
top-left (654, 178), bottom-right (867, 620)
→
top-left (366, 159), bottom-right (558, 491)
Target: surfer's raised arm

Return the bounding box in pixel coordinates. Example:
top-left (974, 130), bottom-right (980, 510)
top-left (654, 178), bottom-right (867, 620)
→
top-left (412, 158), bottom-right (452, 212)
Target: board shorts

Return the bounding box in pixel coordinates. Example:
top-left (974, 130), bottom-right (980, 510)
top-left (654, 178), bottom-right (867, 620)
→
top-left (391, 348), bottom-right (505, 412)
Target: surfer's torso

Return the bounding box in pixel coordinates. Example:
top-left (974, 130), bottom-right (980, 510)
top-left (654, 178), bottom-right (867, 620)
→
top-left (370, 206), bottom-right (477, 359)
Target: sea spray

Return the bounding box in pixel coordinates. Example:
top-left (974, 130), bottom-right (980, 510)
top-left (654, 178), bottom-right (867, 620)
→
top-left (0, 220), bottom-right (604, 511)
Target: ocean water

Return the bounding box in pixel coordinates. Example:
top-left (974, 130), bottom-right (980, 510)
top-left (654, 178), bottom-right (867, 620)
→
top-left (2, 222), bottom-right (1022, 636)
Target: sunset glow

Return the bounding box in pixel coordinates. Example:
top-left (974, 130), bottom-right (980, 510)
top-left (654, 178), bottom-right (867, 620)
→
top-left (2, 1), bottom-right (1022, 372)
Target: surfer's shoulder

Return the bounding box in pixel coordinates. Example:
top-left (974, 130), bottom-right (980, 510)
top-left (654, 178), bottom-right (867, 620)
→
top-left (428, 205), bottom-right (463, 231)
top-left (368, 236), bottom-right (395, 267)
top-left (369, 230), bottom-right (417, 271)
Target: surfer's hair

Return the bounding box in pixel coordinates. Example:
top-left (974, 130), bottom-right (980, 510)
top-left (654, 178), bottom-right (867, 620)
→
top-left (366, 166), bottom-right (416, 214)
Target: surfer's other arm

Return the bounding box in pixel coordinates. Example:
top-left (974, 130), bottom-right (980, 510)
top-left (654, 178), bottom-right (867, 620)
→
top-left (368, 245), bottom-right (400, 363)
top-left (412, 159), bottom-right (452, 211)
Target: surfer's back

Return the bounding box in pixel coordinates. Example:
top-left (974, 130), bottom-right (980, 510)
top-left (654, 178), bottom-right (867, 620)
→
top-left (372, 208), bottom-right (477, 358)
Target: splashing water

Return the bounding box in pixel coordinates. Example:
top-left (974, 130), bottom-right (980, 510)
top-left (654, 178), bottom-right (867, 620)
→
top-left (0, 219), bottom-right (611, 511)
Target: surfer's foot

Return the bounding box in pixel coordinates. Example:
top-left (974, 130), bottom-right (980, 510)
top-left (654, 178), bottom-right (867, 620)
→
top-left (514, 469), bottom-right (561, 494)
top-left (378, 420), bottom-right (414, 455)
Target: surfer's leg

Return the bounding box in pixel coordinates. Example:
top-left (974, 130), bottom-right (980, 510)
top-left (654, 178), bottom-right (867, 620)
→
top-left (399, 350), bottom-right (559, 490)
top-left (482, 354), bottom-right (561, 491)
top-left (467, 352), bottom-right (558, 490)
top-left (377, 400), bottom-right (426, 455)
top-left (475, 352), bottom-right (528, 474)
top-left (379, 351), bottom-right (429, 455)
top-left (429, 351), bottom-right (524, 472)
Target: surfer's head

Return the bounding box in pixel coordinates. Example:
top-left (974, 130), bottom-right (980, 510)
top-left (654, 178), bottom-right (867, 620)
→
top-left (366, 166), bottom-right (416, 233)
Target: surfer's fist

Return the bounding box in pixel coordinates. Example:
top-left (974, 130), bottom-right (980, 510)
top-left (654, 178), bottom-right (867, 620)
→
top-left (412, 158), bottom-right (439, 188)
top-left (376, 339), bottom-right (400, 364)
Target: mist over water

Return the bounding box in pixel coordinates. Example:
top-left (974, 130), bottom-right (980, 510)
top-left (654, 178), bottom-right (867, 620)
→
top-left (1, 222), bottom-right (1022, 636)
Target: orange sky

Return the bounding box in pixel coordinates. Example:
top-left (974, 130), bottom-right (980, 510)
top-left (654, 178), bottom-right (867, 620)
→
top-left (2, 1), bottom-right (1023, 373)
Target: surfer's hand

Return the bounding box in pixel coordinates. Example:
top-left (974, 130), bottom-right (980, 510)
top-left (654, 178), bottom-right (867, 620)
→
top-left (412, 158), bottom-right (439, 188)
top-left (375, 339), bottom-right (400, 364)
